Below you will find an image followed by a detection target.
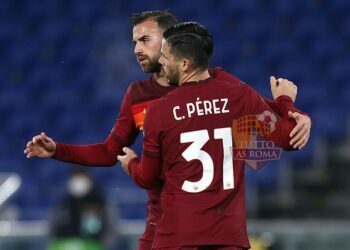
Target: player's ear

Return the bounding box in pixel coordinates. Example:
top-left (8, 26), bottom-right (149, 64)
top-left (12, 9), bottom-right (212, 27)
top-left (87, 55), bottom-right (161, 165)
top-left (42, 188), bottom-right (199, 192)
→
top-left (182, 58), bottom-right (191, 72)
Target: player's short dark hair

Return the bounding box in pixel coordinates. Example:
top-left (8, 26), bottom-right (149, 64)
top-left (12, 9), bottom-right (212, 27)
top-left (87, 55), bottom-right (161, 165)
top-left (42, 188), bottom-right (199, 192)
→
top-left (163, 21), bottom-right (213, 57)
top-left (163, 22), bottom-right (212, 71)
top-left (130, 10), bottom-right (177, 31)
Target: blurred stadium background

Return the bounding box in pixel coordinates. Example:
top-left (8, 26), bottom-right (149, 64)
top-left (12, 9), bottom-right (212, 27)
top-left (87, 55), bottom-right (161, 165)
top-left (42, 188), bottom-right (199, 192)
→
top-left (0, 0), bottom-right (349, 249)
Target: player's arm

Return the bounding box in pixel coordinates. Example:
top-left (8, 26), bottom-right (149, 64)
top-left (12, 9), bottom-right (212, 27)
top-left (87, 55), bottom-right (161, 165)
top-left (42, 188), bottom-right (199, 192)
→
top-left (210, 67), bottom-right (311, 149)
top-left (52, 133), bottom-right (124, 166)
top-left (118, 148), bottom-right (162, 190)
top-left (117, 104), bottom-right (162, 189)
top-left (24, 86), bottom-right (138, 166)
top-left (24, 132), bottom-right (123, 166)
top-left (270, 76), bottom-right (308, 118)
top-left (243, 83), bottom-right (307, 151)
top-left (209, 67), bottom-right (294, 114)
top-left (269, 76), bottom-right (311, 149)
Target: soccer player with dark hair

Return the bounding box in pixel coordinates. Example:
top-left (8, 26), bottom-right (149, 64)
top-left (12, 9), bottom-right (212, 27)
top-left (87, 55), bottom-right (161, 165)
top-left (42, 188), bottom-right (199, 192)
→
top-left (25, 12), bottom-right (311, 250)
top-left (118, 22), bottom-right (309, 249)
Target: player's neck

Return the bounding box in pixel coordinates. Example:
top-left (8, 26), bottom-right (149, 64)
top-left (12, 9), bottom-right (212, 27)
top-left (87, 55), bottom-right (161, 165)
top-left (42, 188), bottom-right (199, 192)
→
top-left (153, 70), bottom-right (170, 87)
top-left (179, 69), bottom-right (210, 86)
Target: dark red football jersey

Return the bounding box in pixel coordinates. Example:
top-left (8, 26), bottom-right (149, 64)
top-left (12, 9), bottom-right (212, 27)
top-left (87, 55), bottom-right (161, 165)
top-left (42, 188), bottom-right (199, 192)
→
top-left (53, 67), bottom-right (302, 249)
top-left (113, 75), bottom-right (176, 245)
top-left (138, 77), bottom-right (297, 248)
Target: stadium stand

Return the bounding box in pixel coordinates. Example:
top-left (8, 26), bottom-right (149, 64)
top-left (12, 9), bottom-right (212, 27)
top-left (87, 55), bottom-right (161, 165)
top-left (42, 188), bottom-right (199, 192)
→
top-left (0, 0), bottom-right (348, 227)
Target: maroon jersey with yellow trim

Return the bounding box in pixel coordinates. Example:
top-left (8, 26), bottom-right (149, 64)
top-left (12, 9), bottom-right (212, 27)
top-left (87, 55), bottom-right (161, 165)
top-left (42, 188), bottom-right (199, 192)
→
top-left (113, 75), bottom-right (176, 245)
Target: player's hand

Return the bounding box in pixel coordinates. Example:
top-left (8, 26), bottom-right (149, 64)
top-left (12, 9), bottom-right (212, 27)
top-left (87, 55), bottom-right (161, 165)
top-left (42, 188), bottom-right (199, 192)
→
top-left (270, 76), bottom-right (297, 102)
top-left (117, 147), bottom-right (138, 176)
top-left (24, 132), bottom-right (56, 158)
top-left (289, 111), bottom-right (311, 149)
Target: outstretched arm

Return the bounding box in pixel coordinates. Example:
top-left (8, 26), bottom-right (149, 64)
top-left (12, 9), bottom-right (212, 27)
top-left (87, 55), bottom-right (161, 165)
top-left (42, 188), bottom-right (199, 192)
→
top-left (24, 85), bottom-right (138, 166)
top-left (24, 132), bottom-right (56, 158)
top-left (24, 131), bottom-right (123, 167)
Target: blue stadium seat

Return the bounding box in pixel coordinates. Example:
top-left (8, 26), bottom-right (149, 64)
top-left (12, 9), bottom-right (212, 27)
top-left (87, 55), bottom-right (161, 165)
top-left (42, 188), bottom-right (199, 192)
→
top-left (311, 104), bottom-right (347, 141)
top-left (8, 40), bottom-right (40, 65)
top-left (245, 160), bottom-right (281, 189)
top-left (293, 14), bottom-right (330, 40)
top-left (0, 1), bottom-right (11, 17)
top-left (262, 37), bottom-right (300, 62)
top-left (222, 0), bottom-right (260, 11)
top-left (311, 36), bottom-right (346, 61)
top-left (330, 0), bottom-right (350, 11)
top-left (295, 77), bottom-right (328, 111)
top-left (274, 0), bottom-right (302, 14)
top-left (39, 19), bottom-right (71, 42)
top-left (327, 59), bottom-right (350, 84)
top-left (0, 20), bottom-right (23, 41)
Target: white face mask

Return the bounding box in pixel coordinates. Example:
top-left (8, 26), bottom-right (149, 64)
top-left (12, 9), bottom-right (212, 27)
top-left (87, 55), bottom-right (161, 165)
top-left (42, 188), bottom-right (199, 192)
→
top-left (67, 175), bottom-right (93, 198)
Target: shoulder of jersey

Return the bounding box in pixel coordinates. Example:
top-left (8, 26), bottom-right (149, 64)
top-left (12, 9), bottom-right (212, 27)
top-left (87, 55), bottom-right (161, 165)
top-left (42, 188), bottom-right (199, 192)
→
top-left (129, 76), bottom-right (153, 90)
top-left (211, 77), bottom-right (241, 89)
top-left (126, 76), bottom-right (155, 100)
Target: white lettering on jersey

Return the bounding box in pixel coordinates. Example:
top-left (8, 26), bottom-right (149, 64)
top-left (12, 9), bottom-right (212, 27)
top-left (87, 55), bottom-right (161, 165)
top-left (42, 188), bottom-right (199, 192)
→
top-left (172, 97), bottom-right (230, 121)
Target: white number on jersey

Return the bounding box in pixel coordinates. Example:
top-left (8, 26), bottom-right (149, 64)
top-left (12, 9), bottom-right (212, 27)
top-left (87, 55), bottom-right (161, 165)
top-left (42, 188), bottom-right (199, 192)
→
top-left (180, 128), bottom-right (234, 193)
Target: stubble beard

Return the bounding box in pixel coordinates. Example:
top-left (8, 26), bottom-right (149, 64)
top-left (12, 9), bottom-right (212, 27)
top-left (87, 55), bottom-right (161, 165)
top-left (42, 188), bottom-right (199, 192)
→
top-left (140, 55), bottom-right (161, 73)
top-left (166, 66), bottom-right (180, 86)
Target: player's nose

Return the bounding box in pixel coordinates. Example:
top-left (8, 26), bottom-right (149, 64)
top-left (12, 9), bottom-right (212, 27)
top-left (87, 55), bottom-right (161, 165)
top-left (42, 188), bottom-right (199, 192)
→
top-left (134, 42), bottom-right (143, 54)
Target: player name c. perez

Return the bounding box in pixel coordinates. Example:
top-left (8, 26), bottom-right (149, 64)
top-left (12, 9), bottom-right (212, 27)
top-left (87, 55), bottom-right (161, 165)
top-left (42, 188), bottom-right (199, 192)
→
top-left (173, 97), bottom-right (230, 121)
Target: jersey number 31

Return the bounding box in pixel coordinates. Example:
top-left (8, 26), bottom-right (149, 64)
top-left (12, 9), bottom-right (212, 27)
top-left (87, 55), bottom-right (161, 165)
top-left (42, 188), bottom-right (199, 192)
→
top-left (180, 128), bottom-right (234, 193)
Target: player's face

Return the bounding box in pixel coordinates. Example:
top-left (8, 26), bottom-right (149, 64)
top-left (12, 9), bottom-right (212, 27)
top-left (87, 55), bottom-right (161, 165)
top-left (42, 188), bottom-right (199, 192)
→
top-left (133, 20), bottom-right (163, 73)
top-left (159, 40), bottom-right (181, 86)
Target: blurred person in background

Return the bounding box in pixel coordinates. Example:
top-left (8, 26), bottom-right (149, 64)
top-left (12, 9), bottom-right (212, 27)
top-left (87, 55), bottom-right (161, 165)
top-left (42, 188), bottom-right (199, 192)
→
top-left (24, 10), bottom-right (311, 250)
top-left (49, 167), bottom-right (118, 250)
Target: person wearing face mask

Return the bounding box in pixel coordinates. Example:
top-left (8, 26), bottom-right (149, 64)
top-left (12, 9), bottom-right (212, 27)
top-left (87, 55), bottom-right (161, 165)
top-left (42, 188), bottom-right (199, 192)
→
top-left (49, 168), bottom-right (118, 250)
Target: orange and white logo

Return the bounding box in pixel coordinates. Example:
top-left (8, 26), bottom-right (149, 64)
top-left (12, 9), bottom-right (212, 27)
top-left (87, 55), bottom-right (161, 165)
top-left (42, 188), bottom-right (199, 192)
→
top-left (232, 111), bottom-right (281, 170)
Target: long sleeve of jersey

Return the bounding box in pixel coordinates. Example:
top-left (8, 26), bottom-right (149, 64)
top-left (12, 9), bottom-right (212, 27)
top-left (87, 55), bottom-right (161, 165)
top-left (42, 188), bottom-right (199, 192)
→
top-left (52, 86), bottom-right (138, 166)
top-left (53, 133), bottom-right (123, 166)
top-left (273, 95), bottom-right (309, 119)
top-left (243, 85), bottom-right (298, 151)
top-left (128, 156), bottom-right (162, 189)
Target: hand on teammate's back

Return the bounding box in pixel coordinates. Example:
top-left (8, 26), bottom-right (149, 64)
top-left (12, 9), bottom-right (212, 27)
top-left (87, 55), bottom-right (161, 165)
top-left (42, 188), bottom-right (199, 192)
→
top-left (24, 132), bottom-right (56, 158)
